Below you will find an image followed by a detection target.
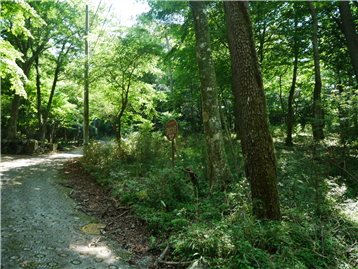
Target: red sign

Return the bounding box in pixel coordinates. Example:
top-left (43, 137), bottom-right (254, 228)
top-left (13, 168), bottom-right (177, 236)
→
top-left (165, 119), bottom-right (178, 141)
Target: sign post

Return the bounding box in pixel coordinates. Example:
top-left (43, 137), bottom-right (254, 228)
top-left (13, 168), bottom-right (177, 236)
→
top-left (165, 119), bottom-right (178, 169)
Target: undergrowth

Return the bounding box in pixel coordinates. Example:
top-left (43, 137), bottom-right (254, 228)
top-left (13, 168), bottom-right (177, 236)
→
top-left (79, 127), bottom-right (358, 268)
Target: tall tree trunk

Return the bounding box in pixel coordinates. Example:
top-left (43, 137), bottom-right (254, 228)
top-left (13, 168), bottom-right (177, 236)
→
top-left (307, 1), bottom-right (325, 141)
top-left (224, 1), bottom-right (281, 220)
top-left (339, 1), bottom-right (358, 84)
top-left (112, 122), bottom-right (120, 142)
top-left (39, 43), bottom-right (72, 142)
top-left (189, 1), bottom-right (233, 191)
top-left (6, 95), bottom-right (21, 140)
top-left (166, 36), bottom-right (175, 112)
top-left (6, 61), bottom-right (31, 140)
top-left (35, 56), bottom-right (43, 136)
top-left (286, 16), bottom-right (299, 146)
top-left (258, 24), bottom-right (266, 64)
top-left (337, 84), bottom-right (349, 153)
top-left (40, 64), bottom-right (61, 141)
top-left (286, 13), bottom-right (298, 146)
top-left (279, 75), bottom-right (286, 125)
top-left (117, 116), bottom-right (122, 143)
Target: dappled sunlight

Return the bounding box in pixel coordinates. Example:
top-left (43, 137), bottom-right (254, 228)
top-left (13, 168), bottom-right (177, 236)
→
top-left (325, 178), bottom-right (358, 222)
top-left (49, 151), bottom-right (83, 159)
top-left (67, 242), bottom-right (123, 265)
top-left (1, 151), bottom-right (82, 189)
top-left (341, 198), bottom-right (358, 223)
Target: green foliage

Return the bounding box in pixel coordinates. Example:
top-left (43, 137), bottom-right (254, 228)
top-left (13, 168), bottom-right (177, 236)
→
top-left (79, 127), bottom-right (358, 268)
top-left (89, 26), bottom-right (166, 142)
top-left (0, 0), bottom-right (44, 96)
top-left (325, 85), bottom-right (358, 144)
top-left (0, 39), bottom-right (28, 96)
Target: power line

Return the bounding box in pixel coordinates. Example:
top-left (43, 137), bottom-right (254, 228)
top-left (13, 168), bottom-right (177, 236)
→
top-left (90, 2), bottom-right (113, 55)
top-left (90, 0), bottom-right (102, 30)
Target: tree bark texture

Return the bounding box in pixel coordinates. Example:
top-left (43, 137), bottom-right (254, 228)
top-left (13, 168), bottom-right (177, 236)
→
top-left (307, 1), bottom-right (325, 141)
top-left (190, 1), bottom-right (233, 190)
top-left (339, 1), bottom-right (358, 84)
top-left (224, 1), bottom-right (281, 220)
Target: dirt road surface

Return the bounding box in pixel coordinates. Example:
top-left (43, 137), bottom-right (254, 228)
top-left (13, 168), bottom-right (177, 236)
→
top-left (1, 150), bottom-right (149, 269)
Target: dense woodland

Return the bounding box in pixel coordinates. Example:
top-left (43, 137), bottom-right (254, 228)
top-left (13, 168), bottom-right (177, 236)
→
top-left (2, 0), bottom-right (358, 268)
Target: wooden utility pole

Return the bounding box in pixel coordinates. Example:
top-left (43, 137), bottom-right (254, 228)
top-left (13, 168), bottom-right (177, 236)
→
top-left (84, 5), bottom-right (90, 150)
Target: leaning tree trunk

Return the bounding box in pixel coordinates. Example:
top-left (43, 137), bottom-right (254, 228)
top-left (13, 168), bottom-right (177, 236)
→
top-left (224, 1), bottom-right (281, 220)
top-left (286, 15), bottom-right (299, 146)
top-left (166, 36), bottom-right (175, 112)
top-left (339, 1), bottom-right (358, 84)
top-left (40, 63), bottom-right (61, 141)
top-left (307, 1), bottom-right (325, 141)
top-left (39, 43), bottom-right (72, 142)
top-left (189, 1), bottom-right (233, 191)
top-left (286, 54), bottom-right (298, 146)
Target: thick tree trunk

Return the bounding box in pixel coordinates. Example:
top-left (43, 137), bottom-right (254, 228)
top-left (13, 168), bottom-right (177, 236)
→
top-left (224, 1), bottom-right (281, 220)
top-left (307, 1), bottom-right (325, 141)
top-left (339, 1), bottom-right (358, 84)
top-left (189, 1), bottom-right (233, 191)
top-left (112, 122), bottom-right (119, 142)
top-left (6, 61), bottom-right (31, 139)
top-left (111, 115), bottom-right (122, 144)
top-left (286, 56), bottom-right (298, 146)
top-left (6, 95), bottom-right (21, 139)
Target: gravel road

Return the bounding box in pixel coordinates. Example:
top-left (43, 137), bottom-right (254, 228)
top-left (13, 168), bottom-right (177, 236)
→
top-left (1, 150), bottom-right (146, 269)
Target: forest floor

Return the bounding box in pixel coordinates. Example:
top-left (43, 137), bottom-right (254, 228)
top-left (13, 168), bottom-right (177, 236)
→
top-left (61, 159), bottom-right (174, 268)
top-left (73, 134), bottom-right (358, 268)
